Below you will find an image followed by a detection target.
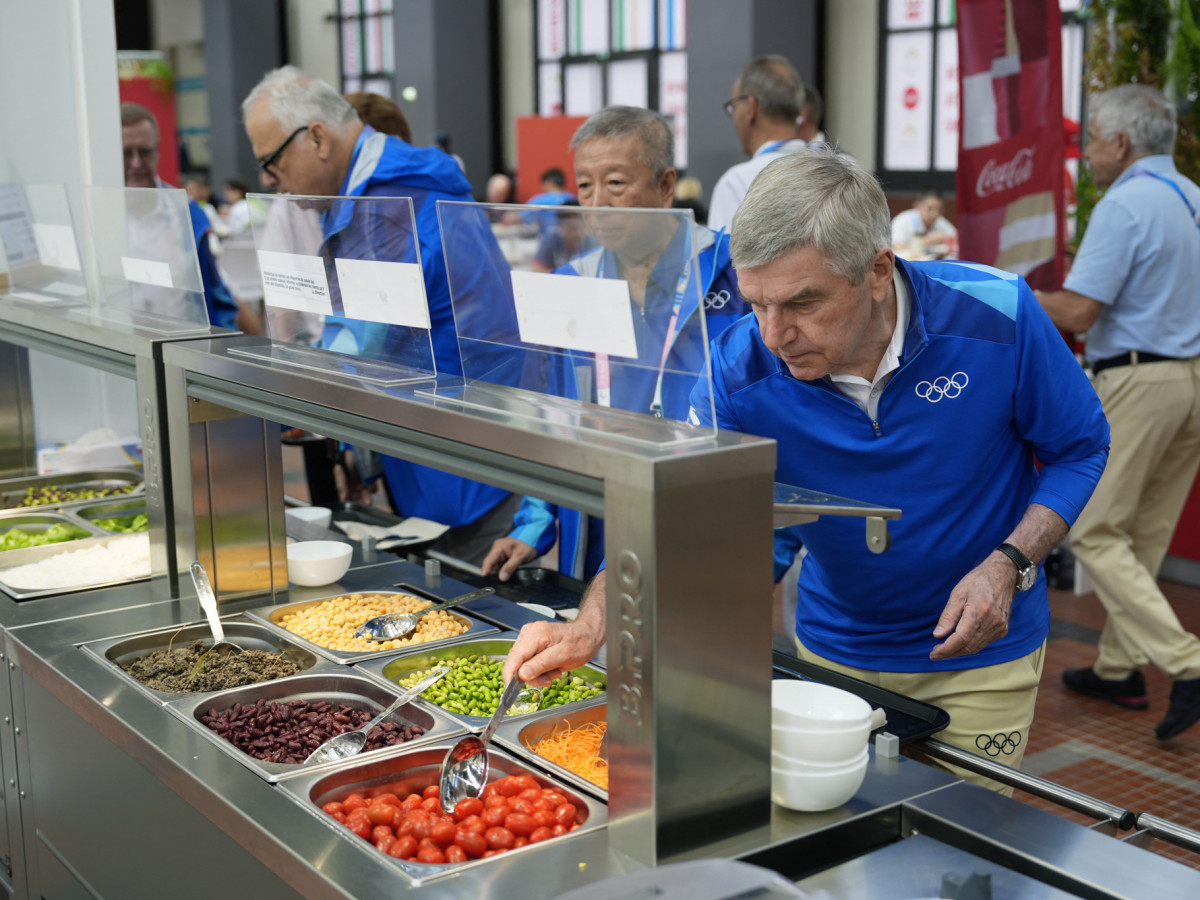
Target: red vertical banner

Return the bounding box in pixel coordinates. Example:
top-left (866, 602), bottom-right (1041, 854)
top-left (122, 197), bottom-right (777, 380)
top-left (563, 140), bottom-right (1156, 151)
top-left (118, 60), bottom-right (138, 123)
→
top-left (956, 0), bottom-right (1063, 290)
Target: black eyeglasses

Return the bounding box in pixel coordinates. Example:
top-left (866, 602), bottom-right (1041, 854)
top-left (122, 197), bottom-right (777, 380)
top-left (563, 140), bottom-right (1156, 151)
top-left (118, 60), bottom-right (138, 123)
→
top-left (257, 125), bottom-right (310, 176)
top-left (722, 94), bottom-right (750, 117)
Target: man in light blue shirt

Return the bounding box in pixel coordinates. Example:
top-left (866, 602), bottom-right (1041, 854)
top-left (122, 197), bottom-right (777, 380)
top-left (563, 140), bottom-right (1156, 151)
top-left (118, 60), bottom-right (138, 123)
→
top-left (1038, 83), bottom-right (1200, 742)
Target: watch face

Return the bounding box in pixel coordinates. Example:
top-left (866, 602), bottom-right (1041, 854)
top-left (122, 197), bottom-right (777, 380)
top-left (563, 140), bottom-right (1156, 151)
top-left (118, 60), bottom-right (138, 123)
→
top-left (1018, 567), bottom-right (1037, 591)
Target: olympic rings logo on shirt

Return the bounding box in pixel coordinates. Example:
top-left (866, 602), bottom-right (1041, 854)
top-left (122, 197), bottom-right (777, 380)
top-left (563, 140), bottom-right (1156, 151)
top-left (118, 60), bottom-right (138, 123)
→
top-left (705, 289), bottom-right (732, 310)
top-left (915, 371), bottom-right (969, 402)
top-left (975, 731), bottom-right (1022, 757)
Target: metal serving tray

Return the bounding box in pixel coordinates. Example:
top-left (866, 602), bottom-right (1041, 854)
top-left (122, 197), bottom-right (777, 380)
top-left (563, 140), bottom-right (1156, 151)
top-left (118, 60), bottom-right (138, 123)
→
top-left (354, 635), bottom-right (607, 728)
top-left (71, 497), bottom-right (150, 531)
top-left (0, 531), bottom-right (151, 601)
top-left (0, 508), bottom-right (104, 544)
top-left (0, 468), bottom-right (144, 510)
top-left (165, 671), bottom-right (464, 783)
top-left (493, 697), bottom-right (608, 801)
top-left (242, 589), bottom-right (497, 665)
top-left (78, 618), bottom-right (328, 705)
top-left (279, 740), bottom-right (607, 882)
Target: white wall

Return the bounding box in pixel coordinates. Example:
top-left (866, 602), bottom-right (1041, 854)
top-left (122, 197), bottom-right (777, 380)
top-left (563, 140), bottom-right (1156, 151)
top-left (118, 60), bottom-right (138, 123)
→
top-left (288, 0), bottom-right (341, 88)
top-left (498, 0), bottom-right (536, 172)
top-left (825, 0), bottom-right (879, 170)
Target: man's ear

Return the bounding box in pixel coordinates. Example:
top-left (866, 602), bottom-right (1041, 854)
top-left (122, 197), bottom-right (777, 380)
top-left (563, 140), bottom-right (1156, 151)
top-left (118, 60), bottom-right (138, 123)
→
top-left (659, 167), bottom-right (677, 208)
top-left (871, 247), bottom-right (895, 302)
top-left (309, 122), bottom-right (331, 161)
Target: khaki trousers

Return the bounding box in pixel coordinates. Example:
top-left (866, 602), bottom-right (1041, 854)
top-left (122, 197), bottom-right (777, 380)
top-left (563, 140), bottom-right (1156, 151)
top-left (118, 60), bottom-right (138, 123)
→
top-left (1070, 358), bottom-right (1200, 682)
top-left (794, 637), bottom-right (1045, 795)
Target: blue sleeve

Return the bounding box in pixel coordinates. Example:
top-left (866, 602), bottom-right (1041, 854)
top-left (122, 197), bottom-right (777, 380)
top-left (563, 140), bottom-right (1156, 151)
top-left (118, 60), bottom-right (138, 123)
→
top-left (1014, 280), bottom-right (1110, 524)
top-left (509, 496), bottom-right (559, 557)
top-left (196, 234), bottom-right (240, 330)
top-left (773, 526), bottom-right (804, 583)
top-left (1062, 198), bottom-right (1135, 305)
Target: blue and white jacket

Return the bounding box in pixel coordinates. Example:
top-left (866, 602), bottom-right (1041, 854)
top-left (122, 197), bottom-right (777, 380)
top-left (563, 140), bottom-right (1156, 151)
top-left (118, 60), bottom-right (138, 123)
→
top-left (693, 258), bottom-right (1109, 672)
top-left (510, 224), bottom-right (748, 579)
top-left (321, 126), bottom-right (512, 527)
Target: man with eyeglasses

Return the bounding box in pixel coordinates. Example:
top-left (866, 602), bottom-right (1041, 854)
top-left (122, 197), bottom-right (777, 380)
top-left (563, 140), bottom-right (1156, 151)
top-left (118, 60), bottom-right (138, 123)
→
top-left (708, 55), bottom-right (812, 233)
top-left (240, 66), bottom-right (519, 566)
top-left (120, 102), bottom-right (254, 333)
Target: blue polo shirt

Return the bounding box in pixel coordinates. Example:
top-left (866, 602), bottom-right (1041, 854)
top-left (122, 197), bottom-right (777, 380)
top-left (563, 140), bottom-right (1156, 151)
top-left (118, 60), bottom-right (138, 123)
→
top-left (1065, 155), bottom-right (1200, 363)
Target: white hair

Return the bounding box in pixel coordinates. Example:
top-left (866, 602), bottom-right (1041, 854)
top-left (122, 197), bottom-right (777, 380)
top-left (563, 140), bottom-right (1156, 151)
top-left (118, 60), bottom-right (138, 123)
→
top-left (242, 65), bottom-right (358, 132)
top-left (1090, 84), bottom-right (1177, 158)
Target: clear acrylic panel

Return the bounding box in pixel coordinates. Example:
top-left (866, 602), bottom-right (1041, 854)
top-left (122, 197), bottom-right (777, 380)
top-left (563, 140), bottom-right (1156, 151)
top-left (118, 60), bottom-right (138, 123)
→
top-left (432, 200), bottom-right (717, 446)
top-left (232, 193), bottom-right (435, 387)
top-left (0, 183), bottom-right (87, 307)
top-left (81, 186), bottom-right (209, 334)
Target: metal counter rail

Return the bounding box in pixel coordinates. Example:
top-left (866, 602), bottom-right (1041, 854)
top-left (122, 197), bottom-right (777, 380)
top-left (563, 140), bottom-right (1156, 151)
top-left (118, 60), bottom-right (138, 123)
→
top-left (920, 737), bottom-right (1137, 830)
top-left (1135, 813), bottom-right (1200, 856)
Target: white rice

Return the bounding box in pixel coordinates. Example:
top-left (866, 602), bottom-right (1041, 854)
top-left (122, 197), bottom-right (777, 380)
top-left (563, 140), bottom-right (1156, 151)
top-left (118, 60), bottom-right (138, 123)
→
top-left (0, 533), bottom-right (151, 591)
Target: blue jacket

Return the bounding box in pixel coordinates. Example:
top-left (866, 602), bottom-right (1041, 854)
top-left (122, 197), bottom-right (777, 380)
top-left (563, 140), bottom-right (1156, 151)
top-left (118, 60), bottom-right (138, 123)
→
top-left (693, 258), bottom-right (1109, 672)
top-left (510, 224), bottom-right (749, 578)
top-left (321, 127), bottom-right (511, 527)
top-left (187, 200), bottom-right (239, 330)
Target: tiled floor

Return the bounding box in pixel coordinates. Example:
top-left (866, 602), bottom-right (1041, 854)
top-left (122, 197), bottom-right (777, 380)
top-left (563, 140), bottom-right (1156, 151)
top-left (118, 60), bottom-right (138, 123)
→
top-left (1019, 577), bottom-right (1200, 870)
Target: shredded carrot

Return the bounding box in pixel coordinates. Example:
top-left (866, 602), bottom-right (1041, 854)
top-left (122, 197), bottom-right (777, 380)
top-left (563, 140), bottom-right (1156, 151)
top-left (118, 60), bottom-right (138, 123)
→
top-left (530, 721), bottom-right (608, 790)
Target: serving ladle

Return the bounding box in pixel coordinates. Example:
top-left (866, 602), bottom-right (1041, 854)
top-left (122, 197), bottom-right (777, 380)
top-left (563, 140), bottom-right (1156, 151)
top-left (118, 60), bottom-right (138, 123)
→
top-left (354, 586), bottom-right (495, 641)
top-left (438, 679), bottom-right (542, 812)
top-left (189, 561), bottom-right (242, 657)
top-left (304, 665), bottom-right (451, 766)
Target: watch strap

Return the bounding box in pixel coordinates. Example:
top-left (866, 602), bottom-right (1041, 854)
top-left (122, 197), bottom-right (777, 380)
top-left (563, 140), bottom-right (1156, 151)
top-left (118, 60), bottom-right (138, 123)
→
top-left (996, 542), bottom-right (1035, 588)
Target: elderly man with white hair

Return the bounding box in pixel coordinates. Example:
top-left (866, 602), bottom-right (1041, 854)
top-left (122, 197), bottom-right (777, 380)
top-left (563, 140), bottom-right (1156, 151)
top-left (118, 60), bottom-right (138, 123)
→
top-left (242, 66), bottom-right (518, 565)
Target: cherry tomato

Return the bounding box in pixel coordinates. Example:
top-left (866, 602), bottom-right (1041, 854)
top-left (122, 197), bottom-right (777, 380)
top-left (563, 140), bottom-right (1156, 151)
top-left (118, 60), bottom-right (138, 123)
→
top-left (421, 796), bottom-right (442, 812)
top-left (418, 837), bottom-right (440, 851)
top-left (482, 850), bottom-right (498, 858)
top-left (504, 813), bottom-right (537, 837)
top-left (445, 844), bottom-right (468, 864)
top-left (391, 807), bottom-right (408, 830)
top-left (481, 783), bottom-right (500, 801)
top-left (517, 787), bottom-right (542, 802)
top-left (485, 794), bottom-right (508, 808)
top-left (407, 810), bottom-right (433, 840)
top-left (453, 797), bottom-right (484, 820)
top-left (374, 834), bottom-right (396, 854)
top-left (484, 826), bottom-right (516, 851)
top-left (423, 784), bottom-right (441, 800)
top-left (346, 815), bottom-right (372, 840)
top-left (511, 798), bottom-right (537, 816)
top-left (367, 803), bottom-right (397, 826)
top-left (395, 816), bottom-right (415, 837)
top-left (459, 814), bottom-right (487, 834)
top-left (455, 829), bottom-right (488, 858)
top-left (512, 776), bottom-right (541, 794)
top-left (342, 793), bottom-right (368, 813)
top-left (430, 819), bottom-right (458, 847)
top-left (496, 776), bottom-right (523, 797)
top-left (416, 846), bottom-right (446, 864)
top-left (402, 793), bottom-right (424, 810)
top-left (541, 791), bottom-right (567, 807)
top-left (532, 797), bottom-right (554, 811)
top-left (389, 835), bottom-right (417, 859)
top-left (532, 809), bottom-right (556, 828)
top-left (554, 803), bottom-right (578, 827)
top-left (513, 836), bottom-right (529, 848)
top-left (372, 792), bottom-right (401, 808)
top-left (322, 801), bottom-right (344, 816)
top-left (331, 811), bottom-right (347, 824)
top-left (551, 823), bottom-right (567, 836)
top-left (482, 805), bottom-right (508, 828)
top-left (371, 825), bottom-right (394, 844)
top-left (529, 826), bottom-right (554, 843)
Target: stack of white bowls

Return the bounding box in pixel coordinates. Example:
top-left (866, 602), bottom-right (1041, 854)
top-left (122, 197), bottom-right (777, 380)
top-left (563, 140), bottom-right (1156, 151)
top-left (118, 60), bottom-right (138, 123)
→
top-left (770, 679), bottom-right (884, 811)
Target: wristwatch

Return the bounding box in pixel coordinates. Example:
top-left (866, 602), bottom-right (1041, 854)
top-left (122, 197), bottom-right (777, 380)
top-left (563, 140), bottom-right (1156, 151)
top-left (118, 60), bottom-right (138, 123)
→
top-left (997, 542), bottom-right (1037, 591)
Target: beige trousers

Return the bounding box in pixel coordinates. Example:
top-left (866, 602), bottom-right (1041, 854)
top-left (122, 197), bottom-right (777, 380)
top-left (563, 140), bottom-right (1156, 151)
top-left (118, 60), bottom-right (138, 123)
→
top-left (1070, 358), bottom-right (1200, 682)
top-left (794, 637), bottom-right (1045, 795)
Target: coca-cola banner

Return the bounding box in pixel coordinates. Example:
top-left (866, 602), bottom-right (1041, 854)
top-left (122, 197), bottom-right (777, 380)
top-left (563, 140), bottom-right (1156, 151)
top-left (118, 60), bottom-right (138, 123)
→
top-left (955, 0), bottom-right (1063, 290)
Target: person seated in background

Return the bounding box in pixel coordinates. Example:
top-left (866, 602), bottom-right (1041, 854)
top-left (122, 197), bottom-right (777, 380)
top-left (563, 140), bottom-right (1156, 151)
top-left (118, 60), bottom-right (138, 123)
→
top-left (673, 174), bottom-right (708, 226)
top-left (121, 102), bottom-right (257, 334)
top-left (242, 65), bottom-right (517, 566)
top-left (529, 199), bottom-right (585, 273)
top-left (484, 171), bottom-right (522, 224)
top-left (183, 173), bottom-right (227, 238)
top-left (344, 91), bottom-right (412, 143)
top-left (891, 189), bottom-right (957, 259)
top-left (526, 167), bottom-right (575, 208)
top-left (481, 106), bottom-right (749, 583)
top-left (222, 176), bottom-right (268, 235)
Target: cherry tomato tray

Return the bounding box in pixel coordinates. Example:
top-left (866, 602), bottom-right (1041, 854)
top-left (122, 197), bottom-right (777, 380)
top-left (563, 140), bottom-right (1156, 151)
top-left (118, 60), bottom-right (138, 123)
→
top-left (278, 739), bottom-right (607, 881)
top-left (78, 617), bottom-right (328, 704)
top-left (163, 670), bottom-right (466, 783)
top-left (242, 590), bottom-right (498, 665)
top-left (353, 635), bottom-right (607, 728)
top-left (493, 696), bottom-right (608, 802)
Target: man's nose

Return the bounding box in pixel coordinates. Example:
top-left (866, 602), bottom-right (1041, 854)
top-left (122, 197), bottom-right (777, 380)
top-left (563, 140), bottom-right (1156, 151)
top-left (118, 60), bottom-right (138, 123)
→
top-left (759, 307), bottom-right (794, 347)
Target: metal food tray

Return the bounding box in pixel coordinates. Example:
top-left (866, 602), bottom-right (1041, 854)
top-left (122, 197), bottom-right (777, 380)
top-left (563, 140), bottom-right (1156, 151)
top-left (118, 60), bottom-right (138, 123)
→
top-left (772, 651), bottom-right (950, 744)
top-left (354, 635), bottom-right (607, 728)
top-left (493, 696), bottom-right (608, 801)
top-left (71, 497), bottom-right (150, 531)
top-left (278, 740), bottom-right (607, 883)
top-left (0, 468), bottom-right (144, 510)
top-left (164, 671), bottom-right (465, 783)
top-left (242, 589), bottom-right (497, 665)
top-left (0, 531), bottom-right (151, 601)
top-left (0, 508), bottom-right (106, 548)
top-left (78, 618), bottom-right (329, 705)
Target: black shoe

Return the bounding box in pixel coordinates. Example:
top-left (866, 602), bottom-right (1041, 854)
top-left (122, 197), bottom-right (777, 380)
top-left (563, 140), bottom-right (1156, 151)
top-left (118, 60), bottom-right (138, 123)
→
top-left (1155, 678), bottom-right (1200, 740)
top-left (1062, 668), bottom-right (1149, 710)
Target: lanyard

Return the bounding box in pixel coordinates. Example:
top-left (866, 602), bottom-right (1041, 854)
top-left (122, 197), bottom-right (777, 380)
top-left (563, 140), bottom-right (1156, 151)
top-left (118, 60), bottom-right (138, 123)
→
top-left (1134, 170), bottom-right (1200, 231)
top-left (594, 226), bottom-right (694, 415)
top-left (755, 139), bottom-right (793, 157)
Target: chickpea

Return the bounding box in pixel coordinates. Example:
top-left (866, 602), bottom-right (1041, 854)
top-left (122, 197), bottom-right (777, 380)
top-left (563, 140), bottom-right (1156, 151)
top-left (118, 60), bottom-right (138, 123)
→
top-left (277, 592), bottom-right (470, 652)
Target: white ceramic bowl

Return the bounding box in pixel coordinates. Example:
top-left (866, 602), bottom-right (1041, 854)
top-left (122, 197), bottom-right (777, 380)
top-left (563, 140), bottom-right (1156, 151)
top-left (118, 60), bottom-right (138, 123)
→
top-left (772, 719), bottom-right (872, 764)
top-left (286, 540), bottom-right (352, 587)
top-left (771, 750), bottom-right (869, 811)
top-left (285, 505), bottom-right (333, 530)
top-left (771, 679), bottom-right (873, 730)
top-left (771, 744), bottom-right (868, 772)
